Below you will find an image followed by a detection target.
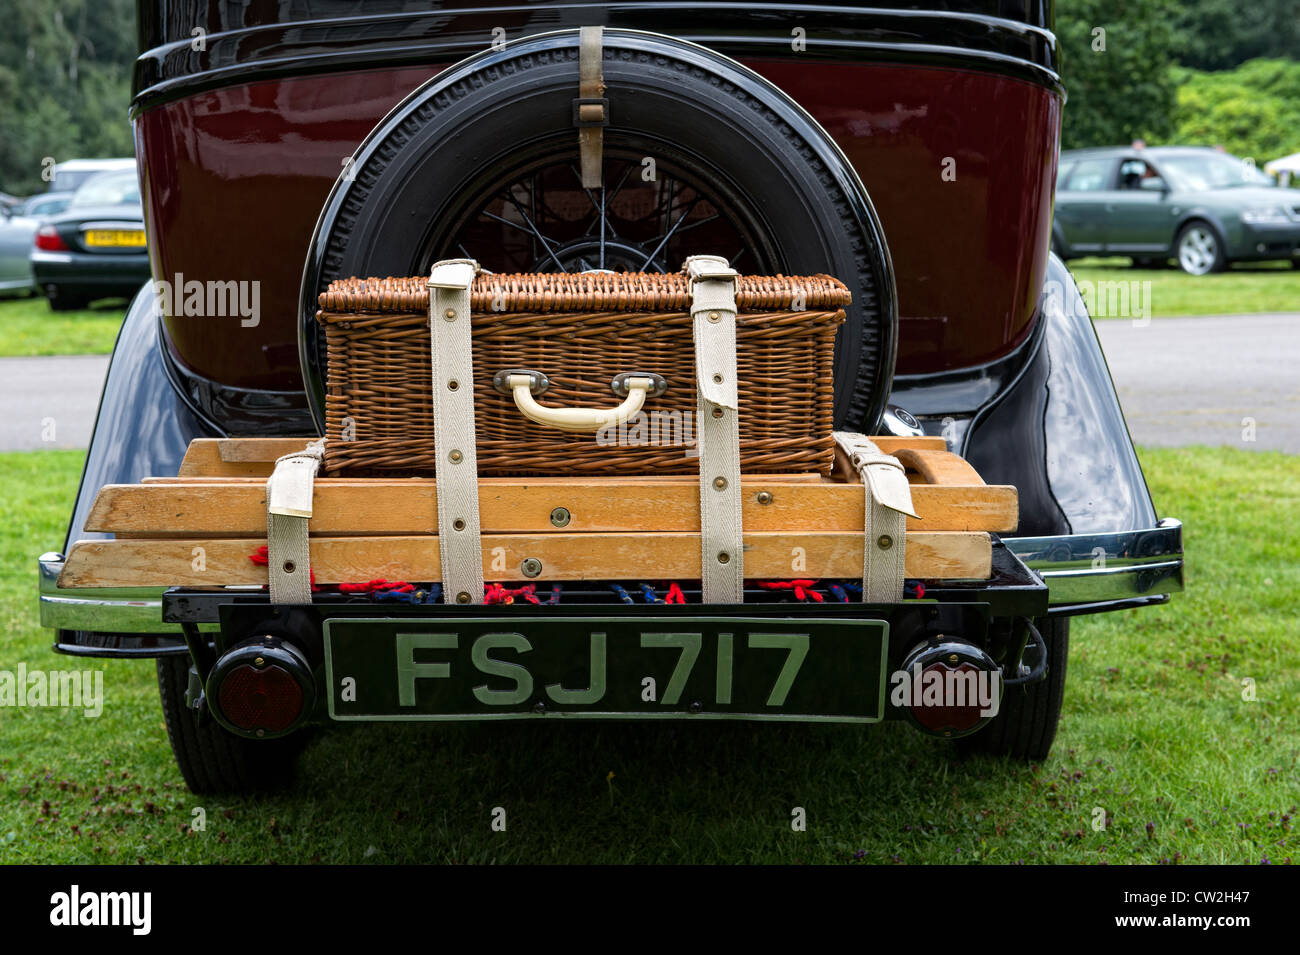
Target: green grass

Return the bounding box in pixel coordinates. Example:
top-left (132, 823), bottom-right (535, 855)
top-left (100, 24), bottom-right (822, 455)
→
top-left (1068, 257), bottom-right (1300, 318)
top-left (0, 446), bottom-right (1296, 864)
top-left (0, 294), bottom-right (127, 357)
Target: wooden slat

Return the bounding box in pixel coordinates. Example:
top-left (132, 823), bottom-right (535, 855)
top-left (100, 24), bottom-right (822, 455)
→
top-left (174, 436), bottom-right (947, 478)
top-left (87, 478), bottom-right (1018, 535)
top-left (59, 530), bottom-right (991, 588)
top-left (893, 448), bottom-right (986, 487)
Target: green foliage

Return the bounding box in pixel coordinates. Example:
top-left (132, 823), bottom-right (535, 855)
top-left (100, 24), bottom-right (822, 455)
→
top-left (1165, 59), bottom-right (1300, 162)
top-left (1056, 0), bottom-right (1180, 149)
top-left (0, 0), bottom-right (136, 196)
top-left (1170, 0), bottom-right (1300, 72)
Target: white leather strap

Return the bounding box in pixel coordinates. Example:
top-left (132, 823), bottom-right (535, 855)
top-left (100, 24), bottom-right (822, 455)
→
top-left (685, 255), bottom-right (743, 602)
top-left (266, 441), bottom-right (324, 605)
top-left (429, 258), bottom-right (485, 605)
top-left (833, 432), bottom-right (918, 602)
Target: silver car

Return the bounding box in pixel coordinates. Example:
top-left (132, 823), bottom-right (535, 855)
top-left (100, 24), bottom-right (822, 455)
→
top-left (0, 193), bottom-right (75, 294)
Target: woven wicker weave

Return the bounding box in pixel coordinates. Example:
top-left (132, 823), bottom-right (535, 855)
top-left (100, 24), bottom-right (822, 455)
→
top-left (317, 271), bottom-right (848, 476)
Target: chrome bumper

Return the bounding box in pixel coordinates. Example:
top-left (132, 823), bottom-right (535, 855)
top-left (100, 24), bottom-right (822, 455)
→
top-left (39, 551), bottom-right (205, 655)
top-left (1003, 519), bottom-right (1184, 613)
top-left (39, 521), bottom-right (1183, 649)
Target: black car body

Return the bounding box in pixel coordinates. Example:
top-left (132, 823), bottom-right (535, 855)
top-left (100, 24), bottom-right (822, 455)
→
top-left (37, 0), bottom-right (1184, 791)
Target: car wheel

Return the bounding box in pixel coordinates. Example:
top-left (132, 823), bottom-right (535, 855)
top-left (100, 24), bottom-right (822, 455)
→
top-left (1175, 221), bottom-right (1226, 275)
top-left (45, 287), bottom-right (88, 311)
top-left (156, 655), bottom-right (306, 794)
top-left (301, 29), bottom-right (896, 434)
top-left (958, 617), bottom-right (1068, 761)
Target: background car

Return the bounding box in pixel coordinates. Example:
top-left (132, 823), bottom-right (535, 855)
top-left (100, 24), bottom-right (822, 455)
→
top-left (30, 168), bottom-right (150, 310)
top-left (1053, 145), bottom-right (1300, 274)
top-left (44, 157), bottom-right (136, 194)
top-left (0, 192), bottom-right (74, 294)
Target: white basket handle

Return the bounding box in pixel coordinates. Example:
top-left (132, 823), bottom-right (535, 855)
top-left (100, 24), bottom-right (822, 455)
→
top-left (493, 369), bottom-right (667, 433)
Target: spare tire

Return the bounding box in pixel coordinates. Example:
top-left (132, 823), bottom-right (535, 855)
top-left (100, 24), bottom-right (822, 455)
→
top-left (301, 28), bottom-right (896, 432)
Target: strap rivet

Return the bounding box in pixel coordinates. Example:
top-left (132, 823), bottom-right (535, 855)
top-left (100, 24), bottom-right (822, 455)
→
top-left (756, 491), bottom-right (773, 505)
top-left (456, 591), bottom-right (472, 604)
top-left (444, 308), bottom-right (457, 321)
top-left (717, 551), bottom-right (731, 564)
top-left (282, 560), bottom-right (296, 573)
top-left (712, 373), bottom-right (723, 384)
top-left (448, 379), bottom-right (459, 391)
top-left (708, 310), bottom-right (721, 323)
top-left (453, 518), bottom-right (466, 532)
top-left (877, 534), bottom-right (893, 549)
top-left (711, 406), bottom-right (724, 419)
top-left (449, 449), bottom-right (463, 463)
top-left (712, 476), bottom-right (728, 491)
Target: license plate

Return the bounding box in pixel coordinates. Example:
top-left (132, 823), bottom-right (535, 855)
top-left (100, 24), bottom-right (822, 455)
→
top-left (324, 616), bottom-right (889, 723)
top-left (84, 229), bottom-right (145, 248)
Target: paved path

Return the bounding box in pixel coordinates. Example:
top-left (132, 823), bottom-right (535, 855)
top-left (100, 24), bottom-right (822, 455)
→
top-left (0, 314), bottom-right (1295, 452)
top-left (1094, 314), bottom-right (1299, 453)
top-left (0, 355), bottom-right (108, 451)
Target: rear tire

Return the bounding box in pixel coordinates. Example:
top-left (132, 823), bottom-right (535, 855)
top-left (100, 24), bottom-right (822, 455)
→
top-left (959, 617), bottom-right (1069, 761)
top-left (302, 29), bottom-right (896, 433)
top-left (46, 287), bottom-right (88, 311)
top-left (156, 655), bottom-right (305, 794)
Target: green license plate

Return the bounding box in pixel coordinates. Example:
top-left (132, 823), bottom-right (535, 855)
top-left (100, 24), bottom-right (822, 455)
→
top-left (324, 616), bottom-right (889, 723)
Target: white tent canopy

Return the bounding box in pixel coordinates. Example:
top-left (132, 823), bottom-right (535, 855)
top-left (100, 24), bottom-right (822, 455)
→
top-left (1263, 152), bottom-right (1300, 175)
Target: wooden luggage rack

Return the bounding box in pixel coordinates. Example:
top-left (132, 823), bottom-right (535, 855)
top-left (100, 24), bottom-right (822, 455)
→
top-left (58, 435), bottom-right (1016, 592)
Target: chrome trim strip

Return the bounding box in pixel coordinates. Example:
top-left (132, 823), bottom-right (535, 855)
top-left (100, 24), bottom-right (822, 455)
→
top-left (39, 552), bottom-right (217, 635)
top-left (1003, 519), bottom-right (1184, 607)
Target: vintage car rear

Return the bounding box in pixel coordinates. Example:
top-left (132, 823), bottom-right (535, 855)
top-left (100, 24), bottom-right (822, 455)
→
top-left (38, 0), bottom-right (1183, 792)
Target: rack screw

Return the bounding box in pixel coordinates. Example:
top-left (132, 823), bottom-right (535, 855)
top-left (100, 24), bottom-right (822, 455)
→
top-left (550, 507), bottom-right (571, 528)
top-left (254, 656), bottom-right (265, 668)
top-left (756, 491), bottom-right (773, 505)
top-left (521, 557), bottom-right (543, 578)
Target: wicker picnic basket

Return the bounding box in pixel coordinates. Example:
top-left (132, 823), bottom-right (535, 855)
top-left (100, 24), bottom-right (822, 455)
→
top-left (315, 270), bottom-right (850, 476)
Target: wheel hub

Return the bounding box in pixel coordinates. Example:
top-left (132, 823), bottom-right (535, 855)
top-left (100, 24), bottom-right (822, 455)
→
top-left (534, 237), bottom-right (665, 274)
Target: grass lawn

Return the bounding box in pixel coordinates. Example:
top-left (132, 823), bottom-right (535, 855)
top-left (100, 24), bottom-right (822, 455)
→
top-left (0, 446), bottom-right (1295, 864)
top-left (1068, 257), bottom-right (1300, 318)
top-left (0, 294), bottom-right (128, 358)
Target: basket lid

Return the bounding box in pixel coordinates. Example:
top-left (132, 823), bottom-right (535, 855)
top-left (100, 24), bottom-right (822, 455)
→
top-left (317, 271), bottom-right (850, 316)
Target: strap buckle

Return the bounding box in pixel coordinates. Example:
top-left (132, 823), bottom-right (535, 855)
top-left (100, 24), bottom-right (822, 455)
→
top-left (572, 97), bottom-right (609, 127)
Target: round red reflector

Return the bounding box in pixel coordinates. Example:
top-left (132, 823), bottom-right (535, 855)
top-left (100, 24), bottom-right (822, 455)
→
top-left (217, 663), bottom-right (304, 733)
top-left (909, 662), bottom-right (987, 733)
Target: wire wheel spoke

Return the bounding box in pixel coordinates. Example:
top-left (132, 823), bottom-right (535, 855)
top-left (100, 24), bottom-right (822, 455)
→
top-left (445, 150), bottom-right (770, 275)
